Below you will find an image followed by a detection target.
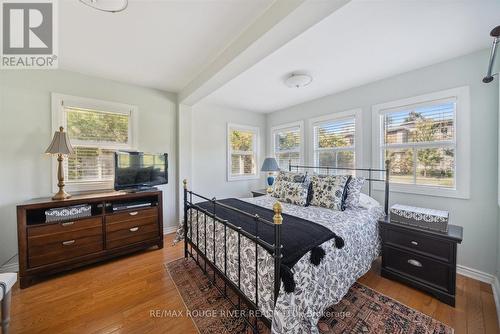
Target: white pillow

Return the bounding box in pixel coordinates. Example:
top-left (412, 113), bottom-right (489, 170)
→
top-left (358, 193), bottom-right (380, 210)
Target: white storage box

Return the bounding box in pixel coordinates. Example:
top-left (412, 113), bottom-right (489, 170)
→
top-left (390, 204), bottom-right (449, 233)
top-left (45, 204), bottom-right (92, 222)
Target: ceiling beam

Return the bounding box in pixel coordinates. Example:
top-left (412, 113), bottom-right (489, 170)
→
top-left (178, 0), bottom-right (350, 106)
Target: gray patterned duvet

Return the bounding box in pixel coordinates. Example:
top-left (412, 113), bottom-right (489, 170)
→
top-left (186, 194), bottom-right (383, 334)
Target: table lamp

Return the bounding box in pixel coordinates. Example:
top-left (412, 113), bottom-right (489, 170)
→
top-left (45, 127), bottom-right (75, 200)
top-left (261, 157), bottom-right (280, 193)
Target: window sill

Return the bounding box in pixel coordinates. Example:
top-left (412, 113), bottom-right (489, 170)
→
top-left (373, 182), bottom-right (470, 200)
top-left (227, 175), bottom-right (260, 182)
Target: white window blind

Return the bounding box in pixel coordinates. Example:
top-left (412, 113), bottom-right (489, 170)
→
top-left (313, 117), bottom-right (356, 170)
top-left (381, 100), bottom-right (456, 188)
top-left (273, 125), bottom-right (301, 169)
top-left (67, 147), bottom-right (115, 182)
top-left (227, 124), bottom-right (259, 181)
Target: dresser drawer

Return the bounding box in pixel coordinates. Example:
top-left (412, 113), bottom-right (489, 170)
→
top-left (383, 245), bottom-right (453, 293)
top-left (383, 227), bottom-right (453, 262)
top-left (105, 214), bottom-right (157, 232)
top-left (28, 233), bottom-right (103, 267)
top-left (105, 207), bottom-right (157, 224)
top-left (106, 220), bottom-right (159, 249)
top-left (28, 226), bottom-right (103, 247)
top-left (28, 216), bottom-right (102, 237)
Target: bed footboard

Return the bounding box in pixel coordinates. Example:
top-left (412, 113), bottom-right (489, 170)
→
top-left (182, 179), bottom-right (283, 331)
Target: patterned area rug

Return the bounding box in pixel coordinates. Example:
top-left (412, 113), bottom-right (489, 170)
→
top-left (166, 258), bottom-right (453, 334)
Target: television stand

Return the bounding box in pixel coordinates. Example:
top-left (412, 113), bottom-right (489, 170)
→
top-left (17, 190), bottom-right (163, 288)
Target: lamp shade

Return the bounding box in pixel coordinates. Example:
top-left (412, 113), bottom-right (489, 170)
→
top-left (261, 157), bottom-right (279, 172)
top-left (45, 127), bottom-right (75, 155)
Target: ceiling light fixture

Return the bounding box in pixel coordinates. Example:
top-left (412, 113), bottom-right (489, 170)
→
top-left (284, 73), bottom-right (313, 88)
top-left (79, 0), bottom-right (128, 13)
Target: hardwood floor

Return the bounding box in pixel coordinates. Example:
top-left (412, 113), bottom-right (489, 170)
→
top-left (8, 233), bottom-right (499, 334)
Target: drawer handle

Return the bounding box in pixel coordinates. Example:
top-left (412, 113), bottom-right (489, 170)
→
top-left (410, 241), bottom-right (418, 246)
top-left (62, 240), bottom-right (76, 246)
top-left (129, 227), bottom-right (139, 232)
top-left (129, 211), bottom-right (139, 216)
top-left (61, 221), bottom-right (75, 227)
top-left (407, 259), bottom-right (422, 267)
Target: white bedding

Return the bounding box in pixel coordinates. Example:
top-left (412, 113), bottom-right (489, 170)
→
top-left (186, 194), bottom-right (383, 334)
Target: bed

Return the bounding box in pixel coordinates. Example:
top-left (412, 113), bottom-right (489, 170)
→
top-left (183, 163), bottom-right (389, 334)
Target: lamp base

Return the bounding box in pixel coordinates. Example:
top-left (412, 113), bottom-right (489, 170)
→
top-left (52, 189), bottom-right (71, 201)
top-left (52, 153), bottom-right (71, 201)
top-left (266, 172), bottom-right (275, 194)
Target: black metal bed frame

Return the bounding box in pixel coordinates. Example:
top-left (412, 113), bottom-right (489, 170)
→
top-left (288, 161), bottom-right (390, 215)
top-left (183, 161), bottom-right (390, 333)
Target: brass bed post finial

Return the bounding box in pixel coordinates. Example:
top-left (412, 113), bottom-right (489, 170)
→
top-left (183, 179), bottom-right (187, 189)
top-left (273, 202), bottom-right (283, 225)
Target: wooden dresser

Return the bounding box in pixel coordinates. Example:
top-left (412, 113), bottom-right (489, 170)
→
top-left (379, 217), bottom-right (463, 306)
top-left (17, 190), bottom-right (163, 288)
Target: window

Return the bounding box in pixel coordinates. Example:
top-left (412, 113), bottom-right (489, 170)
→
top-left (372, 87), bottom-right (470, 198)
top-left (271, 122), bottom-right (303, 170)
top-left (227, 123), bottom-right (259, 181)
top-left (310, 109), bottom-right (362, 173)
top-left (51, 94), bottom-right (137, 192)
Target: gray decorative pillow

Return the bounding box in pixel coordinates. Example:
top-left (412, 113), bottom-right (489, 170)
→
top-left (309, 175), bottom-right (350, 210)
top-left (274, 181), bottom-right (309, 206)
top-left (345, 177), bottom-right (365, 208)
top-left (272, 171), bottom-right (308, 198)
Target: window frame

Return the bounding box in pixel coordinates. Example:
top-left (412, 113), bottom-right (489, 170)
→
top-left (270, 121), bottom-right (304, 170)
top-left (51, 93), bottom-right (138, 193)
top-left (371, 86), bottom-right (470, 199)
top-left (308, 109), bottom-right (363, 172)
top-left (226, 123), bottom-right (260, 181)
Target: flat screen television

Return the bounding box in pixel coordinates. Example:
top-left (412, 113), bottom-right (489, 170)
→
top-left (114, 151), bottom-right (168, 191)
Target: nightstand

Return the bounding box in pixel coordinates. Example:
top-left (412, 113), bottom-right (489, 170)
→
top-left (378, 217), bottom-right (463, 306)
top-left (251, 189), bottom-right (268, 197)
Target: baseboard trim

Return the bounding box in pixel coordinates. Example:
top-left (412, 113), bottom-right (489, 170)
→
top-left (493, 277), bottom-right (500, 328)
top-left (0, 255), bottom-right (19, 273)
top-left (163, 225), bottom-right (178, 235)
top-left (457, 265), bottom-right (500, 326)
top-left (457, 264), bottom-right (496, 283)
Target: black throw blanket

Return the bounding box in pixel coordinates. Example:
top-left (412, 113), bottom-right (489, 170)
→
top-left (190, 198), bottom-right (344, 293)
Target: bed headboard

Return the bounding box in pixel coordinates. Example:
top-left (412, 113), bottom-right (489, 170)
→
top-left (287, 160), bottom-right (390, 215)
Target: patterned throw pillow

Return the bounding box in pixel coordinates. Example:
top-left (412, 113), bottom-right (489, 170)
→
top-left (276, 170), bottom-right (306, 183)
top-left (272, 171), bottom-right (307, 198)
top-left (274, 181), bottom-right (309, 206)
top-left (309, 175), bottom-right (350, 210)
top-left (345, 177), bottom-right (365, 208)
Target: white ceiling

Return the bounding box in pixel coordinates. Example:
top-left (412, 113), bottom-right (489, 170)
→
top-left (204, 0), bottom-right (500, 113)
top-left (59, 0), bottom-right (273, 92)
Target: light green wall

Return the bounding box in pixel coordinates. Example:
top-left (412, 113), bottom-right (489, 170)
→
top-left (0, 70), bottom-right (178, 266)
top-left (191, 103), bottom-right (266, 198)
top-left (267, 49), bottom-right (499, 275)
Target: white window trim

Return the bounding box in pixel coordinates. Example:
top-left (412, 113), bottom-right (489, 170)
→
top-left (308, 109), bottom-right (363, 172)
top-left (371, 86), bottom-right (470, 199)
top-left (227, 123), bottom-right (260, 181)
top-left (51, 93), bottom-right (138, 193)
top-left (270, 121), bottom-right (304, 170)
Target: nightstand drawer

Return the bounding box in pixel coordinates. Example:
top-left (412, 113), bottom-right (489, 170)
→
top-left (383, 246), bottom-right (453, 293)
top-left (384, 227), bottom-right (453, 262)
